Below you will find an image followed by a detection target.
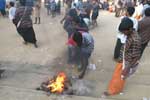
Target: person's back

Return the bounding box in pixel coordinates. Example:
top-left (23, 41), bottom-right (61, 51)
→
top-left (82, 32), bottom-right (94, 54)
top-left (14, 6), bottom-right (33, 28)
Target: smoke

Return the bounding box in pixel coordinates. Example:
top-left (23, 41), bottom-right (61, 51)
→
top-left (72, 80), bottom-right (95, 96)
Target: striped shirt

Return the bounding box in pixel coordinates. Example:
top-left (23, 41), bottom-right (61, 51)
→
top-left (124, 31), bottom-right (141, 68)
top-left (138, 17), bottom-right (150, 44)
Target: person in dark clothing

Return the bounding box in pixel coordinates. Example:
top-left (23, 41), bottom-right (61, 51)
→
top-left (92, 0), bottom-right (100, 26)
top-left (0, 0), bottom-right (6, 16)
top-left (13, 0), bottom-right (38, 48)
top-left (62, 8), bottom-right (78, 38)
top-left (56, 0), bottom-right (61, 14)
top-left (138, 7), bottom-right (150, 57)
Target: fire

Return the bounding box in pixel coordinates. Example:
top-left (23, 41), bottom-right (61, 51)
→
top-left (47, 72), bottom-right (67, 93)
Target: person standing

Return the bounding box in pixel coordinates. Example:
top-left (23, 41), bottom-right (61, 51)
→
top-left (0, 0), bottom-right (6, 16)
top-left (119, 18), bottom-right (141, 80)
top-left (13, 0), bottom-right (38, 48)
top-left (138, 7), bottom-right (150, 57)
top-left (115, 0), bottom-right (123, 17)
top-left (34, 0), bottom-right (41, 24)
top-left (104, 17), bottom-right (141, 96)
top-left (114, 6), bottom-right (138, 61)
top-left (91, 0), bottom-right (100, 27)
top-left (8, 1), bottom-right (16, 21)
top-left (50, 0), bottom-right (56, 17)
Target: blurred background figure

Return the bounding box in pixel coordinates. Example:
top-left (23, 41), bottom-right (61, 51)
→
top-left (114, 0), bottom-right (123, 17)
top-left (0, 0), bottom-right (6, 17)
top-left (91, 0), bottom-right (100, 27)
top-left (13, 0), bottom-right (38, 48)
top-left (34, 0), bottom-right (41, 24)
top-left (8, 1), bottom-right (16, 21)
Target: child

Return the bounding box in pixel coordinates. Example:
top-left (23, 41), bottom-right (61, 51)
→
top-left (104, 17), bottom-right (141, 96)
top-left (8, 1), bottom-right (16, 21)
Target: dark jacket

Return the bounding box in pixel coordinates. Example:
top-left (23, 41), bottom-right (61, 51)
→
top-left (13, 6), bottom-right (33, 28)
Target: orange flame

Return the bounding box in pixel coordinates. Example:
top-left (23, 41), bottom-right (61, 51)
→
top-left (47, 72), bottom-right (67, 93)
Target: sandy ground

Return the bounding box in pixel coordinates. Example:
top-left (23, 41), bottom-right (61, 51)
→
top-left (0, 5), bottom-right (150, 100)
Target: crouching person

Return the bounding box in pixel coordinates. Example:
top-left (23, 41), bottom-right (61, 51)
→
top-left (72, 31), bottom-right (94, 79)
top-left (104, 17), bottom-right (141, 96)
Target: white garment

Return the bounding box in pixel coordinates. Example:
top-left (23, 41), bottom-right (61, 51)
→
top-left (117, 33), bottom-right (127, 43)
top-left (83, 18), bottom-right (90, 26)
top-left (142, 4), bottom-right (150, 17)
top-left (9, 7), bottom-right (16, 20)
top-left (129, 17), bottom-right (138, 31)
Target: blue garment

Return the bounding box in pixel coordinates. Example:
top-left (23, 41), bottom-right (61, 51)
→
top-left (0, 0), bottom-right (6, 10)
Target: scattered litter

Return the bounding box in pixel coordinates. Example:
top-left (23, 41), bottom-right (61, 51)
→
top-left (100, 94), bottom-right (106, 98)
top-left (88, 64), bottom-right (96, 70)
top-left (119, 92), bottom-right (124, 95)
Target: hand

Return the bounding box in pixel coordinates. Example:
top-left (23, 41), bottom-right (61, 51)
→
top-left (122, 67), bottom-right (130, 80)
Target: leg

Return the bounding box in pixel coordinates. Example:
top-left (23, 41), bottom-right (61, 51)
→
top-left (78, 52), bottom-right (90, 79)
top-left (68, 45), bottom-right (74, 64)
top-left (78, 56), bottom-right (89, 79)
top-left (114, 39), bottom-right (123, 60)
top-left (140, 42), bottom-right (148, 58)
top-left (38, 17), bottom-right (41, 24)
top-left (34, 17), bottom-right (37, 24)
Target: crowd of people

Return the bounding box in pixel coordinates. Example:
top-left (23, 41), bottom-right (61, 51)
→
top-left (0, 0), bottom-right (150, 97)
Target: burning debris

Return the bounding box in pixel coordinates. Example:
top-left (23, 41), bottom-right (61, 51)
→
top-left (36, 72), bottom-right (94, 96)
top-left (36, 72), bottom-right (74, 95)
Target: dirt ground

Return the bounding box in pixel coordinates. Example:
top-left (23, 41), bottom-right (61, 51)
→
top-left (0, 4), bottom-right (150, 100)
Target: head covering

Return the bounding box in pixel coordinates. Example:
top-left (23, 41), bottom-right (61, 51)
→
top-left (119, 17), bottom-right (133, 32)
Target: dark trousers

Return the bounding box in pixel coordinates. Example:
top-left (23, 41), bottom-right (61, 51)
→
top-left (141, 42), bottom-right (148, 57)
top-left (68, 46), bottom-right (90, 78)
top-left (0, 9), bottom-right (6, 16)
top-left (114, 38), bottom-right (123, 59)
top-left (115, 7), bottom-right (121, 17)
top-left (79, 51), bottom-right (90, 78)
